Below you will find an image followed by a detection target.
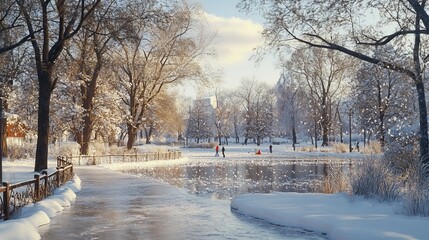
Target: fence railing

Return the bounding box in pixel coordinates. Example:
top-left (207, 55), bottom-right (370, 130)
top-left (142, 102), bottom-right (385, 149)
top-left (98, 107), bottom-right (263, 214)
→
top-left (67, 150), bottom-right (182, 166)
top-left (0, 156), bottom-right (74, 220)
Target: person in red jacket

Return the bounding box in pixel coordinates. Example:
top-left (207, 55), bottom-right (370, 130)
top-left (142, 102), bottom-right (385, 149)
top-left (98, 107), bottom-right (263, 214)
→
top-left (215, 145), bottom-right (219, 156)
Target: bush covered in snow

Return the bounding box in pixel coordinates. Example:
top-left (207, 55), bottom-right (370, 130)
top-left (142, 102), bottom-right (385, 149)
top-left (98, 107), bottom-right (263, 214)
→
top-left (350, 157), bottom-right (400, 202)
top-left (7, 142), bottom-right (36, 160)
top-left (49, 142), bottom-right (80, 157)
top-left (401, 158), bottom-right (429, 217)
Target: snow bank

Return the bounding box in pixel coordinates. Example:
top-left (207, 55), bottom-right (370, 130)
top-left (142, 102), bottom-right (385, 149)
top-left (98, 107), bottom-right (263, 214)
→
top-left (0, 175), bottom-right (81, 240)
top-left (231, 192), bottom-right (429, 240)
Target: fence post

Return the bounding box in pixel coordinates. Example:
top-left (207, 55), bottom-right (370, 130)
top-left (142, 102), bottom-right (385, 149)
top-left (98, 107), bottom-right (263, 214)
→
top-left (42, 170), bottom-right (48, 198)
top-left (34, 174), bottom-right (40, 201)
top-left (2, 182), bottom-right (10, 220)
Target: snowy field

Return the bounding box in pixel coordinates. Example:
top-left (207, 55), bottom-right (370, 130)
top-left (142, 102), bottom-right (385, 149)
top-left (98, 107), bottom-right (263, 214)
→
top-left (0, 143), bottom-right (427, 240)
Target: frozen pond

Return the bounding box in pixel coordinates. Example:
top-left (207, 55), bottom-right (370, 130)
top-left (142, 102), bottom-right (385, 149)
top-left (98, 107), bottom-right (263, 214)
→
top-left (122, 160), bottom-right (350, 199)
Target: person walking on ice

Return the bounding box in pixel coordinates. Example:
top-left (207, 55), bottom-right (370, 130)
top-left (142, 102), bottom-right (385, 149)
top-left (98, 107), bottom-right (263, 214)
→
top-left (215, 145), bottom-right (219, 156)
top-left (222, 146), bottom-right (225, 158)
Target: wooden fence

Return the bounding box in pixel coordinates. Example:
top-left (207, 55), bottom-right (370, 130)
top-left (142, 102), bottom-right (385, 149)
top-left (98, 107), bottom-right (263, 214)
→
top-left (67, 150), bottom-right (182, 166)
top-left (0, 156), bottom-right (74, 220)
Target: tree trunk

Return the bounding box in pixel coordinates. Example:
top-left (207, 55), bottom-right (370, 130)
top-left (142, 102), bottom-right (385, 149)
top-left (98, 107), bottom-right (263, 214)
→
top-left (321, 99), bottom-right (329, 147)
top-left (0, 98), bottom-right (7, 158)
top-left (35, 72), bottom-right (52, 172)
top-left (234, 122), bottom-right (239, 143)
top-left (416, 80), bottom-right (429, 165)
top-left (144, 127), bottom-right (152, 144)
top-left (313, 118), bottom-right (318, 148)
top-left (126, 123), bottom-right (137, 149)
top-left (80, 114), bottom-right (93, 155)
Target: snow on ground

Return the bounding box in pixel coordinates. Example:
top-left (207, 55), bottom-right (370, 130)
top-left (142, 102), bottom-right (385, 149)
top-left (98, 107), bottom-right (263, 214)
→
top-left (1, 159), bottom-right (81, 240)
top-left (1, 143), bottom-right (426, 240)
top-left (231, 192), bottom-right (428, 240)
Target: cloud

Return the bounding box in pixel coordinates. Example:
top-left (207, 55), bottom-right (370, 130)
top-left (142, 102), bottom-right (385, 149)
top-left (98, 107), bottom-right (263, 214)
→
top-left (202, 12), bottom-right (264, 65)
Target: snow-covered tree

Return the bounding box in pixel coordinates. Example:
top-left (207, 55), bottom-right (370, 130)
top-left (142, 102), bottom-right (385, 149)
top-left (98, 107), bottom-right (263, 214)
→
top-left (353, 47), bottom-right (415, 147)
top-left (14, 0), bottom-right (101, 171)
top-left (112, 1), bottom-right (209, 149)
top-left (213, 90), bottom-right (233, 145)
top-left (275, 72), bottom-right (307, 144)
top-left (60, 1), bottom-right (117, 155)
top-left (287, 47), bottom-right (353, 147)
top-left (185, 99), bottom-right (214, 143)
top-left (238, 79), bottom-right (275, 146)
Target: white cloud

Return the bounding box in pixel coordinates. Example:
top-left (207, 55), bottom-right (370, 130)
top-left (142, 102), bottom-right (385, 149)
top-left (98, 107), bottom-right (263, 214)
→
top-left (202, 12), bottom-right (264, 65)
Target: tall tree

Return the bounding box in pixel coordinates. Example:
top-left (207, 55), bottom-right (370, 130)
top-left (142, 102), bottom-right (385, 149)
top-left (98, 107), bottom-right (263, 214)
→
top-left (239, 0), bottom-right (429, 165)
top-left (353, 47), bottom-right (415, 146)
top-left (113, 1), bottom-right (208, 149)
top-left (63, 1), bottom-right (116, 154)
top-left (185, 98), bottom-right (214, 143)
top-left (16, 0), bottom-right (100, 171)
top-left (287, 47), bottom-right (352, 146)
top-left (275, 72), bottom-right (306, 145)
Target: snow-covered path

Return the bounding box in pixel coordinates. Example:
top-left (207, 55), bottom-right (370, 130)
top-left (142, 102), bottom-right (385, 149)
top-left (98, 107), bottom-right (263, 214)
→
top-left (39, 166), bottom-right (326, 240)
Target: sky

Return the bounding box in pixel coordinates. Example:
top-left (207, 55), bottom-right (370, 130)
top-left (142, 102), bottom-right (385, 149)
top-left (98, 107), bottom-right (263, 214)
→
top-left (183, 0), bottom-right (281, 98)
top-left (2, 145), bottom-right (428, 240)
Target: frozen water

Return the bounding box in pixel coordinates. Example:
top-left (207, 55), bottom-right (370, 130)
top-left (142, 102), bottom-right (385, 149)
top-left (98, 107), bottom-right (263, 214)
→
top-left (122, 160), bottom-right (349, 199)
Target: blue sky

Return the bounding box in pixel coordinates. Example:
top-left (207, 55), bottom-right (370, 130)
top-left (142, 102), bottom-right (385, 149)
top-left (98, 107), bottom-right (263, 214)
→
top-left (185, 0), bottom-right (281, 97)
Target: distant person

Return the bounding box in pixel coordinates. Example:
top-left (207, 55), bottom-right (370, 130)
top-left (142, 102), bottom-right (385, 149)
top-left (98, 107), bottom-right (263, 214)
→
top-left (222, 146), bottom-right (225, 158)
top-left (356, 142), bottom-right (360, 152)
top-left (215, 145), bottom-right (219, 156)
top-left (269, 144), bottom-right (272, 154)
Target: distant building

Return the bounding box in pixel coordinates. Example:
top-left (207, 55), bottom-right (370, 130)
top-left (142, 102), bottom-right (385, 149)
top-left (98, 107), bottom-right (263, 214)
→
top-left (6, 115), bottom-right (27, 145)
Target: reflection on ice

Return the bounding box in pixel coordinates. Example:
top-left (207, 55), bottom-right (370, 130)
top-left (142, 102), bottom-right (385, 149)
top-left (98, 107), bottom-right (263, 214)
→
top-left (122, 160), bottom-right (350, 199)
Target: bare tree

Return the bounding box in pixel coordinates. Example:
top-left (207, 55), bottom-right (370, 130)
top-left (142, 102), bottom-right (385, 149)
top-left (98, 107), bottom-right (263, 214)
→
top-left (275, 72), bottom-right (306, 145)
top-left (353, 46), bottom-right (415, 147)
top-left (113, 1), bottom-right (209, 149)
top-left (15, 0), bottom-right (100, 171)
top-left (143, 89), bottom-right (184, 144)
top-left (287, 47), bottom-right (352, 146)
top-left (238, 79), bottom-right (275, 146)
top-left (62, 1), bottom-right (116, 154)
top-left (185, 99), bottom-right (214, 144)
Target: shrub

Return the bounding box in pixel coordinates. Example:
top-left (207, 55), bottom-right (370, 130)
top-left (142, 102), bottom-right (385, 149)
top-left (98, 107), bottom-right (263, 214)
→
top-left (383, 136), bottom-right (418, 176)
top-left (7, 142), bottom-right (36, 160)
top-left (401, 158), bottom-right (429, 217)
top-left (362, 141), bottom-right (383, 154)
top-left (300, 145), bottom-right (316, 152)
top-left (333, 143), bottom-right (349, 153)
top-left (187, 142), bottom-right (217, 149)
top-left (350, 156), bottom-right (400, 202)
top-left (319, 163), bottom-right (350, 193)
top-left (49, 142), bottom-right (80, 157)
